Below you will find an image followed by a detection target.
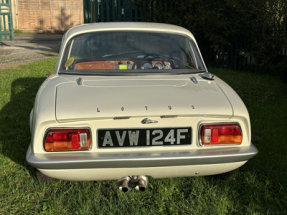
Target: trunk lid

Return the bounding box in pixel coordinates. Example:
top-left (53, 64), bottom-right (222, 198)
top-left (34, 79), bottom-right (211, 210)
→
top-left (56, 77), bottom-right (233, 122)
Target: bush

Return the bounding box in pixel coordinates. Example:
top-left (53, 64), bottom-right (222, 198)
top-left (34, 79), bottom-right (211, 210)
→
top-left (135, 0), bottom-right (287, 73)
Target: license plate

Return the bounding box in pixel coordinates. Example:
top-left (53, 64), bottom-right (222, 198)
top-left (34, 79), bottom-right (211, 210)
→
top-left (97, 127), bottom-right (192, 148)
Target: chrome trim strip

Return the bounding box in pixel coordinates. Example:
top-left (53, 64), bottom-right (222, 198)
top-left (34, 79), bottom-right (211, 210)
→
top-left (27, 144), bottom-right (258, 169)
top-left (114, 117), bottom-right (131, 120)
top-left (160, 115), bottom-right (178, 118)
top-left (190, 76), bottom-right (198, 84)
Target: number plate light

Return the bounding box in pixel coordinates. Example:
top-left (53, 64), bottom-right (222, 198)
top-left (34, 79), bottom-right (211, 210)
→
top-left (44, 129), bottom-right (90, 151)
top-left (200, 124), bottom-right (242, 146)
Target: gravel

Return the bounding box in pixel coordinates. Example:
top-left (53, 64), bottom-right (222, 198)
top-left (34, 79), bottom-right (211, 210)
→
top-left (0, 34), bottom-right (63, 69)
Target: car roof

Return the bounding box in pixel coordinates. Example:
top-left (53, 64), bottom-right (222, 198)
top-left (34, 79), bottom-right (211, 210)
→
top-left (65, 22), bottom-right (195, 41)
top-left (55, 22), bottom-right (202, 73)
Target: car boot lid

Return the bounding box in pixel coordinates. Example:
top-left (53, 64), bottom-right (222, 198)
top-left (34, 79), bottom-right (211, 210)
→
top-left (55, 75), bottom-right (233, 122)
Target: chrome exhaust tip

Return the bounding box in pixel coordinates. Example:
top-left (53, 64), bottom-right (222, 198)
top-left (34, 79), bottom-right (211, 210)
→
top-left (121, 179), bottom-right (130, 192)
top-left (118, 175), bottom-right (149, 192)
top-left (138, 179), bottom-right (147, 191)
top-left (118, 176), bottom-right (131, 192)
top-left (135, 175), bottom-right (149, 192)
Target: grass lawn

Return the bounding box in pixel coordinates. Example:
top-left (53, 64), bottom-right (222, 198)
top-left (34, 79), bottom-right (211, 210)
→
top-left (0, 58), bottom-right (286, 214)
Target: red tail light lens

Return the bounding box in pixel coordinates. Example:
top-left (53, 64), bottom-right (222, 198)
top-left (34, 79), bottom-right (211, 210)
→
top-left (44, 129), bottom-right (90, 151)
top-left (200, 124), bottom-right (242, 146)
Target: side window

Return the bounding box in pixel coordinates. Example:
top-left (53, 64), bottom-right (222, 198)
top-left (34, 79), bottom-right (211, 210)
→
top-left (189, 40), bottom-right (204, 70)
top-left (59, 34), bottom-right (66, 56)
top-left (186, 39), bottom-right (197, 69)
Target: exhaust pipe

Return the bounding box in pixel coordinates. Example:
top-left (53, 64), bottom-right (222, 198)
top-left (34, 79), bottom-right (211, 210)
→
top-left (138, 179), bottom-right (147, 191)
top-left (121, 179), bottom-right (130, 192)
top-left (118, 175), bottom-right (149, 192)
top-left (119, 177), bottom-right (131, 192)
top-left (135, 175), bottom-right (148, 192)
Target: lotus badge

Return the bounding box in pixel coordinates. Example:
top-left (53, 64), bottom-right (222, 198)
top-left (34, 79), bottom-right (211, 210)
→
top-left (141, 118), bottom-right (158, 124)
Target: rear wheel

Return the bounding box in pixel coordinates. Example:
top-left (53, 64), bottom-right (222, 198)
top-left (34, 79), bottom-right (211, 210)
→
top-left (210, 171), bottom-right (234, 180)
top-left (35, 169), bottom-right (57, 183)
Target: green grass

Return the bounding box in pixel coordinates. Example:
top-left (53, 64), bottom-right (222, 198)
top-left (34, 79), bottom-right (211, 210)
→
top-left (14, 30), bottom-right (24, 34)
top-left (0, 59), bottom-right (287, 214)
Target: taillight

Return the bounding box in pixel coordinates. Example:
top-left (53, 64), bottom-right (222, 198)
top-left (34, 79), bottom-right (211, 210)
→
top-left (44, 129), bottom-right (90, 151)
top-left (200, 124), bottom-right (242, 146)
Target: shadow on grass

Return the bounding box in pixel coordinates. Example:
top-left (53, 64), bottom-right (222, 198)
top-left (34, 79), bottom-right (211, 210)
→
top-left (0, 77), bottom-right (45, 176)
top-left (0, 66), bottom-right (286, 213)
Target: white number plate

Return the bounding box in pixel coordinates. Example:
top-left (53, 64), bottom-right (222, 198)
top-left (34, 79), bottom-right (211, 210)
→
top-left (98, 127), bottom-right (192, 148)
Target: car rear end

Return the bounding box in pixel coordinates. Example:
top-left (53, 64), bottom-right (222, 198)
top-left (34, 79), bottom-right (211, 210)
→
top-left (26, 75), bottom-right (258, 182)
top-left (26, 23), bottom-right (257, 188)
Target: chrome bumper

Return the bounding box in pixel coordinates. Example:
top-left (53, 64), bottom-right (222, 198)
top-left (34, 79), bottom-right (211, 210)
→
top-left (27, 144), bottom-right (258, 169)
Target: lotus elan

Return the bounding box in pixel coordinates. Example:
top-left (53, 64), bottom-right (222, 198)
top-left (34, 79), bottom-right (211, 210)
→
top-left (26, 22), bottom-right (258, 191)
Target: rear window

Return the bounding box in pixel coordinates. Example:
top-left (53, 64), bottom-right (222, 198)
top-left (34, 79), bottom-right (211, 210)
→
top-left (60, 32), bottom-right (204, 75)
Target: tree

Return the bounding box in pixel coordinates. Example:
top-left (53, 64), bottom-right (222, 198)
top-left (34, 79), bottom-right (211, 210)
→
top-left (135, 0), bottom-right (287, 72)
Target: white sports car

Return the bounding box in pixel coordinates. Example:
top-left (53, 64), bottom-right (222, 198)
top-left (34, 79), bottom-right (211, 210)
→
top-left (27, 22), bottom-right (257, 191)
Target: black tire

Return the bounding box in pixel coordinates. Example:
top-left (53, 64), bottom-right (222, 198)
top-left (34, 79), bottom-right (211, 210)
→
top-left (35, 169), bottom-right (57, 183)
top-left (210, 171), bottom-right (234, 180)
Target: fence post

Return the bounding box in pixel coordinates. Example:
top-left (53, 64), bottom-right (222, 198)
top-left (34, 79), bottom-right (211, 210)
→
top-left (106, 0), bottom-right (110, 21)
top-left (0, 0), bottom-right (14, 41)
top-left (100, 0), bottom-right (104, 21)
top-left (134, 3), bottom-right (138, 21)
top-left (112, 0), bottom-right (115, 21)
top-left (117, 0), bottom-right (122, 21)
top-left (8, 0), bottom-right (13, 40)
